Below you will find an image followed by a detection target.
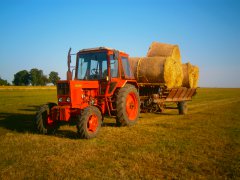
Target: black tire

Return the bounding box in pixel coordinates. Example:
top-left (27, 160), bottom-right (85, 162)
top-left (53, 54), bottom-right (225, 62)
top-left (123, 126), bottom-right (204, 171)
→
top-left (76, 106), bottom-right (102, 139)
top-left (116, 84), bottom-right (140, 126)
top-left (35, 103), bottom-right (59, 134)
top-left (178, 101), bottom-right (188, 115)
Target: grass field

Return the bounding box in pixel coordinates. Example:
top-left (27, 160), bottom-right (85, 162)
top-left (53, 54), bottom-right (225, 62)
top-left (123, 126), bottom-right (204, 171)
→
top-left (0, 87), bottom-right (239, 179)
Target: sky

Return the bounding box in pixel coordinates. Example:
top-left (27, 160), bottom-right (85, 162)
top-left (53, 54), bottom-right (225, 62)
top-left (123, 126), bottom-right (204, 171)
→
top-left (0, 0), bottom-right (240, 87)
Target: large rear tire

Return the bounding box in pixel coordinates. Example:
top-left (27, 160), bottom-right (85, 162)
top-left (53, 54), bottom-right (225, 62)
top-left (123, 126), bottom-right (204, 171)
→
top-left (76, 106), bottom-right (102, 139)
top-left (35, 103), bottom-right (59, 134)
top-left (178, 101), bottom-right (188, 115)
top-left (116, 84), bottom-right (140, 126)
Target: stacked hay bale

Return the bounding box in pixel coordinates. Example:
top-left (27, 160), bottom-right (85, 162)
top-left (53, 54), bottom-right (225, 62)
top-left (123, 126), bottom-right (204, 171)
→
top-left (129, 41), bottom-right (199, 88)
top-left (182, 62), bottom-right (199, 88)
top-left (129, 42), bottom-right (183, 88)
top-left (147, 42), bottom-right (181, 63)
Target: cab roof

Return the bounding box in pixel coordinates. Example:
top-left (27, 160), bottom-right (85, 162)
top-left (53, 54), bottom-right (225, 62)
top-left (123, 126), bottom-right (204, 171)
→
top-left (78, 47), bottom-right (127, 55)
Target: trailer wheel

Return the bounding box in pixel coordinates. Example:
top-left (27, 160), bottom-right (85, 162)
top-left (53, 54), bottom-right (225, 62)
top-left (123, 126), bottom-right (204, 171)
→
top-left (76, 106), bottom-right (102, 139)
top-left (116, 84), bottom-right (140, 126)
top-left (35, 103), bottom-right (59, 134)
top-left (178, 101), bottom-right (188, 115)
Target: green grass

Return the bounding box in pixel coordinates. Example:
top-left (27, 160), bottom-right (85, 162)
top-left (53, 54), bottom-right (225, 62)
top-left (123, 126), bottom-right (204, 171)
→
top-left (0, 88), bottom-right (240, 179)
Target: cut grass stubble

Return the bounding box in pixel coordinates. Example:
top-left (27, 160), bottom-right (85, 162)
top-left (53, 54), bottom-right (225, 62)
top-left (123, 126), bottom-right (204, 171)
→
top-left (0, 88), bottom-right (240, 179)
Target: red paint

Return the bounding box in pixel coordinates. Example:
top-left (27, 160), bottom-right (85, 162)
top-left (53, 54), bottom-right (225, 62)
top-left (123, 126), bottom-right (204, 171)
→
top-left (87, 114), bottom-right (98, 133)
top-left (126, 92), bottom-right (138, 120)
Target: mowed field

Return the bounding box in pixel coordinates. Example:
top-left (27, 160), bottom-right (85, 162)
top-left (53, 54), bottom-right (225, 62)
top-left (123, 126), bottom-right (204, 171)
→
top-left (0, 87), bottom-right (239, 179)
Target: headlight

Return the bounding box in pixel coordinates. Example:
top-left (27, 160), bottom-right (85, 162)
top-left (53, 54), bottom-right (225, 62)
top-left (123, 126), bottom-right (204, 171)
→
top-left (58, 97), bottom-right (63, 102)
top-left (66, 97), bottom-right (71, 103)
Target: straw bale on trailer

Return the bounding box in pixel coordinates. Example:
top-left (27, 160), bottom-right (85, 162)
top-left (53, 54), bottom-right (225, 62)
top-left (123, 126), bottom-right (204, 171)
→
top-left (164, 57), bottom-right (183, 88)
top-left (147, 41), bottom-right (181, 63)
top-left (191, 65), bottom-right (199, 88)
top-left (182, 62), bottom-right (199, 88)
top-left (129, 57), bottom-right (140, 76)
top-left (128, 57), bottom-right (183, 88)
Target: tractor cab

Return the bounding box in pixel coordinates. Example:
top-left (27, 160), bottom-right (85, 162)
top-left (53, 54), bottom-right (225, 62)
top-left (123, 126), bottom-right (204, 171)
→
top-left (73, 47), bottom-right (135, 97)
top-left (75, 47), bottom-right (134, 85)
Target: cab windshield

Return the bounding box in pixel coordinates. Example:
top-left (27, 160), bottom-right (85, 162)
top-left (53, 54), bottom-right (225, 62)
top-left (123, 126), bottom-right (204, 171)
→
top-left (77, 52), bottom-right (108, 80)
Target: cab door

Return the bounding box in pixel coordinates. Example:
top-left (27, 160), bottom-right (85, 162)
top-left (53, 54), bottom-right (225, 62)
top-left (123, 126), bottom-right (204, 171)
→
top-left (106, 55), bottom-right (119, 95)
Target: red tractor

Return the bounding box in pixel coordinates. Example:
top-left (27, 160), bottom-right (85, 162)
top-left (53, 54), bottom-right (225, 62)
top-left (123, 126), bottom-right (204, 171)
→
top-left (35, 47), bottom-right (196, 139)
top-left (36, 47), bottom-right (140, 139)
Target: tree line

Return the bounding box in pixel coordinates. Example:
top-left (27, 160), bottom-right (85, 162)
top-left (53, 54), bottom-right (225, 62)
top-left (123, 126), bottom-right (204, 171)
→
top-left (0, 68), bottom-right (61, 86)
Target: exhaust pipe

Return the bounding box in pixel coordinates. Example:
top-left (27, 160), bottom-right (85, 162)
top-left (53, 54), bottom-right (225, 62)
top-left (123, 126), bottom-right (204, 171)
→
top-left (67, 48), bottom-right (72, 80)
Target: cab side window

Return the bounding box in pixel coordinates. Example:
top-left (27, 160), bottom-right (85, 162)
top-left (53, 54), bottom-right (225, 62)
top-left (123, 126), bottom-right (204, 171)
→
top-left (110, 55), bottom-right (118, 78)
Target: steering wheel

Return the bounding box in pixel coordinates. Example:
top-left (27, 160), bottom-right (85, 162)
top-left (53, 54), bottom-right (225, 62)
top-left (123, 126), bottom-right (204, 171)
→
top-left (91, 68), bottom-right (99, 75)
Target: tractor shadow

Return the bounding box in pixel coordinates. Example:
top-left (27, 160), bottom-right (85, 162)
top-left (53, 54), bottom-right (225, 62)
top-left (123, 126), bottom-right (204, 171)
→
top-left (0, 113), bottom-right (36, 134)
top-left (0, 113), bottom-right (79, 140)
top-left (0, 105), bottom-right (46, 134)
top-left (54, 130), bottom-right (79, 139)
top-left (0, 111), bottom-right (119, 140)
top-left (0, 105), bottom-right (42, 134)
top-left (0, 105), bottom-right (144, 139)
top-left (18, 105), bottom-right (40, 112)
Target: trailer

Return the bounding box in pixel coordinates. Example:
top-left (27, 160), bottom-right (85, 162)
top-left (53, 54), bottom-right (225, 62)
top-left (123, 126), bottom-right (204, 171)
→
top-left (138, 83), bottom-right (196, 114)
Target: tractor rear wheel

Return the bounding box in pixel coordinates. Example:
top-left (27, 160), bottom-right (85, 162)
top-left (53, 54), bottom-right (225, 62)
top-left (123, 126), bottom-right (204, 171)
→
top-left (35, 103), bottom-right (59, 134)
top-left (178, 101), bottom-right (188, 115)
top-left (116, 84), bottom-right (140, 126)
top-left (76, 106), bottom-right (102, 139)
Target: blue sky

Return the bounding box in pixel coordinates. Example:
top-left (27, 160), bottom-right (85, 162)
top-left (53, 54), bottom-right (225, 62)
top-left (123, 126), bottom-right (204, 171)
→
top-left (0, 0), bottom-right (240, 87)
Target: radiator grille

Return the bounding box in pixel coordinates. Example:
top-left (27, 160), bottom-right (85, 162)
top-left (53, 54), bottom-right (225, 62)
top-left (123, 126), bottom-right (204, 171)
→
top-left (57, 83), bottom-right (70, 95)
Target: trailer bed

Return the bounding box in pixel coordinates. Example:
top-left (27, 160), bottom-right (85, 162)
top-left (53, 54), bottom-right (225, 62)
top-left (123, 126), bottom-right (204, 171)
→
top-left (165, 87), bottom-right (197, 102)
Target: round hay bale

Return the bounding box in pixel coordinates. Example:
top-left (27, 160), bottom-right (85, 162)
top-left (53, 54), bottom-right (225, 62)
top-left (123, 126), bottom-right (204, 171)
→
top-left (129, 57), bottom-right (140, 76)
top-left (182, 62), bottom-right (199, 88)
top-left (128, 56), bottom-right (183, 88)
top-left (182, 63), bottom-right (190, 88)
top-left (136, 57), bottom-right (166, 83)
top-left (147, 41), bottom-right (181, 63)
top-left (164, 57), bottom-right (183, 88)
top-left (190, 65), bottom-right (199, 88)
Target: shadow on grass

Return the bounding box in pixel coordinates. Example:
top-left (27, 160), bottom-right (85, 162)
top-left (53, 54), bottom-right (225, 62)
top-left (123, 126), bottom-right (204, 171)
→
top-left (141, 112), bottom-right (178, 116)
top-left (156, 112), bottom-right (179, 115)
top-left (0, 105), bottom-right (46, 133)
top-left (54, 130), bottom-right (79, 139)
top-left (0, 113), bottom-right (78, 139)
top-left (18, 105), bottom-right (39, 112)
top-left (0, 112), bottom-right (119, 139)
top-left (102, 122), bottom-right (116, 127)
top-left (0, 113), bottom-right (36, 133)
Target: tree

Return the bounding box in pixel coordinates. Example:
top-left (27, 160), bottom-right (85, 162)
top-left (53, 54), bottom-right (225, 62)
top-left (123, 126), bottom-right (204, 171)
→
top-left (30, 68), bottom-right (48, 86)
top-left (12, 70), bottom-right (30, 86)
top-left (49, 71), bottom-right (60, 85)
top-left (0, 77), bottom-right (10, 86)
top-left (40, 75), bottom-right (49, 86)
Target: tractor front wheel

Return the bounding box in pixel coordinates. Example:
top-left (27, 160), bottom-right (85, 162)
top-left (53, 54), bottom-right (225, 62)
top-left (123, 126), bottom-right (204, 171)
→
top-left (35, 103), bottom-right (59, 134)
top-left (76, 106), bottom-right (102, 139)
top-left (116, 84), bottom-right (140, 126)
